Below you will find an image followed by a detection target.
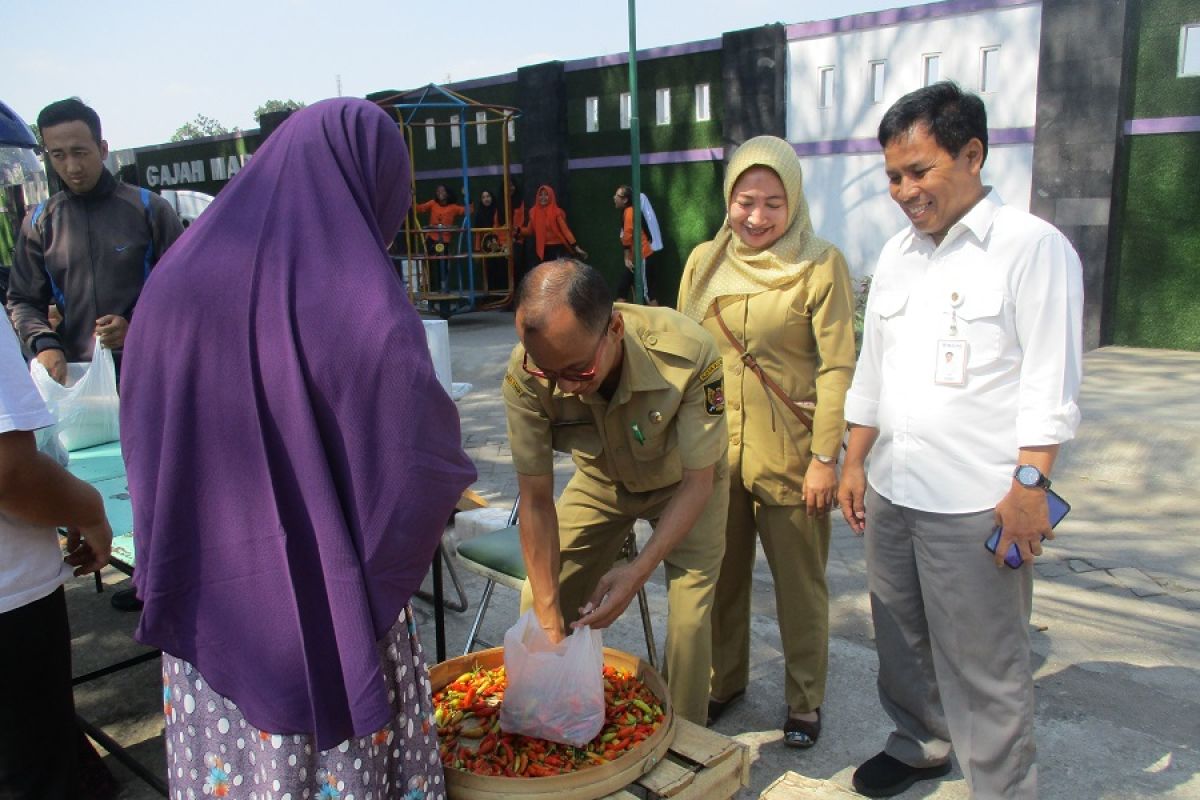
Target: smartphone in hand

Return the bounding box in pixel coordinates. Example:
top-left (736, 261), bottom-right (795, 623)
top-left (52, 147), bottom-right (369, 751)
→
top-left (986, 488), bottom-right (1071, 569)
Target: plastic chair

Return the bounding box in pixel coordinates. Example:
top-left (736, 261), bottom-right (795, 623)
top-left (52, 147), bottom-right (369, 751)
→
top-left (456, 497), bottom-right (658, 670)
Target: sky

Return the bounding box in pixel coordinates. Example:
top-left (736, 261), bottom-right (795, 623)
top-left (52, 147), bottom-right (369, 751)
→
top-left (4, 0), bottom-right (938, 151)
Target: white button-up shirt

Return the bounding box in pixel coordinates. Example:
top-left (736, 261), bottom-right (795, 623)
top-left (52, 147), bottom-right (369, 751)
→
top-left (844, 189), bottom-right (1084, 513)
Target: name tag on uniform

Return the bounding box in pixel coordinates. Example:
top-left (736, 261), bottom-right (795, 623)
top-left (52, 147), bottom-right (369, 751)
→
top-left (934, 339), bottom-right (968, 386)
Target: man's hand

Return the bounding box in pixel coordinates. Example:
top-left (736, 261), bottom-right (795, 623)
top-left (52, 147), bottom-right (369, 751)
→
top-left (572, 562), bottom-right (645, 630)
top-left (574, 246), bottom-right (590, 261)
top-left (838, 462), bottom-right (868, 535)
top-left (36, 349), bottom-right (68, 385)
top-left (992, 485), bottom-right (1053, 567)
top-left (63, 520), bottom-right (112, 576)
top-left (803, 459), bottom-right (837, 516)
top-left (95, 315), bottom-right (130, 350)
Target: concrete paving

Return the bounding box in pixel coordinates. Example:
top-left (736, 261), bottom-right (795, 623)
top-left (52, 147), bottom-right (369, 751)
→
top-left (69, 313), bottom-right (1200, 799)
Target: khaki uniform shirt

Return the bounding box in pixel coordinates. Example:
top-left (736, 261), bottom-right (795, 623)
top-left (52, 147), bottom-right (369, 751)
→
top-left (678, 247), bottom-right (857, 505)
top-left (503, 304), bottom-right (728, 492)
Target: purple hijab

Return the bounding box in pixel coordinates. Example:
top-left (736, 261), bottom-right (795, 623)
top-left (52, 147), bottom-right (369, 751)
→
top-left (121, 98), bottom-right (476, 749)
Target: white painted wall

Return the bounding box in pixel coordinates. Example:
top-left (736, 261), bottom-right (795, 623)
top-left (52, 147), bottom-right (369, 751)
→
top-left (801, 143), bottom-right (1034, 278)
top-left (785, 3), bottom-right (1042, 277)
top-left (787, 4), bottom-right (1042, 140)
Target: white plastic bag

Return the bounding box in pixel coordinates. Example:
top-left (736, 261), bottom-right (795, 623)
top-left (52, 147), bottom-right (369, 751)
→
top-left (500, 610), bottom-right (605, 747)
top-left (30, 343), bottom-right (121, 452)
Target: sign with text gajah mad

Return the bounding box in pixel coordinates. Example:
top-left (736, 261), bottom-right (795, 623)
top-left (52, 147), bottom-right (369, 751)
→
top-left (134, 130), bottom-right (263, 196)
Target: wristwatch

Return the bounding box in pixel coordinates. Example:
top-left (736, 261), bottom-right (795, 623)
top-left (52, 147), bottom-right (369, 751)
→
top-left (1013, 464), bottom-right (1051, 490)
top-left (813, 453), bottom-right (836, 465)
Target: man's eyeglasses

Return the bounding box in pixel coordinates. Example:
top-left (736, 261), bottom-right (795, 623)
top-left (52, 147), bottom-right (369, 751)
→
top-left (522, 329), bottom-right (609, 383)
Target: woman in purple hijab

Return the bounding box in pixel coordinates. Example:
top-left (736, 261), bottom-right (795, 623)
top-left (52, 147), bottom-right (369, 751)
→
top-left (120, 98), bottom-right (475, 799)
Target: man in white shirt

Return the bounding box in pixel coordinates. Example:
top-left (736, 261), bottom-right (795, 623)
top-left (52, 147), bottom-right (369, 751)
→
top-left (0, 319), bottom-right (114, 798)
top-left (839, 82), bottom-right (1083, 799)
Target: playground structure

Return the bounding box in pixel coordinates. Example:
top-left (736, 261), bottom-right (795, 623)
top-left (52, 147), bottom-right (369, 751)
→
top-left (376, 85), bottom-right (521, 319)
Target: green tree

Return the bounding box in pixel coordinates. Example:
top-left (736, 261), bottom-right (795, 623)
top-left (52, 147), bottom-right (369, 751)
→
top-left (254, 99), bottom-right (306, 123)
top-left (170, 114), bottom-right (230, 142)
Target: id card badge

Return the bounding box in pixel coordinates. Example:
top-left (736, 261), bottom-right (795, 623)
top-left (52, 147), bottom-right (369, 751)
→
top-left (934, 339), bottom-right (968, 386)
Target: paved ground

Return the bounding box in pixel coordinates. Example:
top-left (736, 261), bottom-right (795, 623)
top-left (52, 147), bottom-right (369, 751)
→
top-left (70, 312), bottom-right (1200, 798)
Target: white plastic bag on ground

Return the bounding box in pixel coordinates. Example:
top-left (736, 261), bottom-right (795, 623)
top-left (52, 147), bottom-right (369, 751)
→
top-left (500, 609), bottom-right (605, 747)
top-left (30, 342), bottom-right (120, 452)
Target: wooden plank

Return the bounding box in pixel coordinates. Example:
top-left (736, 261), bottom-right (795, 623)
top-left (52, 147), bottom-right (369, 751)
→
top-left (636, 755), bottom-right (696, 797)
top-left (598, 791), bottom-right (641, 800)
top-left (668, 719), bottom-right (739, 769)
top-left (759, 770), bottom-right (860, 798)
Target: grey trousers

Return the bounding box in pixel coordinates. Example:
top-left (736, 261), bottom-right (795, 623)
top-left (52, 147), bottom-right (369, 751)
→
top-left (865, 486), bottom-right (1037, 799)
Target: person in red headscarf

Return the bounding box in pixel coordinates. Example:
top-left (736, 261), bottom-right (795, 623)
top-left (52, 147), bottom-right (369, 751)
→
top-left (519, 184), bottom-right (588, 263)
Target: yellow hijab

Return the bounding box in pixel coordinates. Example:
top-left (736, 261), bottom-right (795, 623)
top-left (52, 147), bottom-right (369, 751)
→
top-left (681, 135), bottom-right (832, 321)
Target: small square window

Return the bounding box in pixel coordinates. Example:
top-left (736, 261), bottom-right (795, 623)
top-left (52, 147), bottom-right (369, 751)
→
top-left (980, 47), bottom-right (1000, 93)
top-left (620, 92), bottom-right (631, 130)
top-left (475, 111), bottom-right (487, 145)
top-left (424, 119), bottom-right (436, 150)
top-left (655, 88), bottom-right (671, 125)
top-left (818, 67), bottom-right (835, 108)
top-left (585, 96), bottom-right (599, 133)
top-left (695, 83), bottom-right (711, 122)
top-left (923, 54), bottom-right (941, 86)
top-left (1181, 24), bottom-right (1200, 77)
top-left (450, 115), bottom-right (460, 148)
top-left (870, 61), bottom-right (886, 104)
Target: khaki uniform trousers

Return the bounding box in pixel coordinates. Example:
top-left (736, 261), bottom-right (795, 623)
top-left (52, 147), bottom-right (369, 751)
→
top-left (709, 476), bottom-right (831, 715)
top-left (521, 463), bottom-right (729, 726)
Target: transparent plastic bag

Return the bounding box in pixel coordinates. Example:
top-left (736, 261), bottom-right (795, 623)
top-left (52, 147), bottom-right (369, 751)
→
top-left (499, 610), bottom-right (605, 747)
top-left (30, 342), bottom-right (120, 452)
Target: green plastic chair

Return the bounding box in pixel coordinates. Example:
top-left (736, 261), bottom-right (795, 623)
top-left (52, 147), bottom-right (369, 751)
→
top-left (456, 497), bottom-right (658, 670)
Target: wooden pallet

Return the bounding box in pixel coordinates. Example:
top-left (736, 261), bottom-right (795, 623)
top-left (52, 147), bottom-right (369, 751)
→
top-left (600, 718), bottom-right (749, 800)
top-left (759, 770), bottom-right (860, 798)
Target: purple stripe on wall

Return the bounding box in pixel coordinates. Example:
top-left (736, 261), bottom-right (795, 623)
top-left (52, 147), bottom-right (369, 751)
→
top-left (568, 147), bottom-right (724, 170)
top-left (564, 38), bottom-right (723, 73)
top-left (414, 164), bottom-right (524, 181)
top-left (1124, 116), bottom-right (1200, 135)
top-left (786, 0), bottom-right (1037, 40)
top-left (790, 126), bottom-right (1034, 157)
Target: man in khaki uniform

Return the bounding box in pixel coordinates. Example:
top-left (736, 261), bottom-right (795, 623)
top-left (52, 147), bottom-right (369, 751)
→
top-left (503, 259), bottom-right (729, 725)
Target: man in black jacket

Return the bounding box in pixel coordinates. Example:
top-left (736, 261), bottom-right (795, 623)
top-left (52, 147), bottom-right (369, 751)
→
top-left (8, 98), bottom-right (182, 613)
top-left (8, 97), bottom-right (183, 383)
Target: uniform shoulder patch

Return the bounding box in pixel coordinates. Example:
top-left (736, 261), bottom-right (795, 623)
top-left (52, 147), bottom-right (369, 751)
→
top-left (704, 378), bottom-right (725, 416)
top-left (697, 358), bottom-right (723, 384)
top-left (504, 372), bottom-right (528, 397)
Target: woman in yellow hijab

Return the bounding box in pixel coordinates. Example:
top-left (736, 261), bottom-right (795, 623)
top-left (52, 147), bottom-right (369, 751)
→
top-left (678, 135), bottom-right (856, 748)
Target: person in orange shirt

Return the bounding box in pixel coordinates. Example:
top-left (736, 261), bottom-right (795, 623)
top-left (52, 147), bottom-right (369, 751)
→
top-left (519, 184), bottom-right (588, 263)
top-left (614, 184), bottom-right (656, 305)
top-left (413, 184), bottom-right (466, 256)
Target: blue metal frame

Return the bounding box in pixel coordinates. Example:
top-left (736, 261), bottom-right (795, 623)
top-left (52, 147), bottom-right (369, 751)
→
top-left (386, 84), bottom-right (519, 317)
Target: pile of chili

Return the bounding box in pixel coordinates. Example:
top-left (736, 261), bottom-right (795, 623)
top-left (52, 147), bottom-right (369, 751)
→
top-left (434, 663), bottom-right (665, 777)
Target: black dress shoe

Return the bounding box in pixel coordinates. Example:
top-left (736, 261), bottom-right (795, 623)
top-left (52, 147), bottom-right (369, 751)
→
top-left (783, 707), bottom-right (821, 748)
top-left (705, 689), bottom-right (745, 727)
top-left (852, 751), bottom-right (951, 797)
top-left (110, 587), bottom-right (144, 612)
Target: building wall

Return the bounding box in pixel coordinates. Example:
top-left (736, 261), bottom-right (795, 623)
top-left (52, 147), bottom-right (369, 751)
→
top-left (1108, 0), bottom-right (1200, 350)
top-left (787, 0), bottom-right (1042, 278)
top-left (562, 45), bottom-right (726, 297)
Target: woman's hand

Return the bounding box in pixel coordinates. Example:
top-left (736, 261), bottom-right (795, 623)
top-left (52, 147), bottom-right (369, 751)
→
top-left (803, 458), bottom-right (837, 517)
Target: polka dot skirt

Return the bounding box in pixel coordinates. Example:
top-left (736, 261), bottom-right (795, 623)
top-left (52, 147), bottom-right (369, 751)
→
top-left (160, 606), bottom-right (444, 800)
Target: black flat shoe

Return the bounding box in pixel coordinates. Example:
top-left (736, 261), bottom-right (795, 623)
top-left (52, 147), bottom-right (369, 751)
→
top-left (110, 587), bottom-right (144, 612)
top-left (783, 708), bottom-right (821, 748)
top-left (705, 689), bottom-right (745, 727)
top-left (852, 751), bottom-right (952, 797)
